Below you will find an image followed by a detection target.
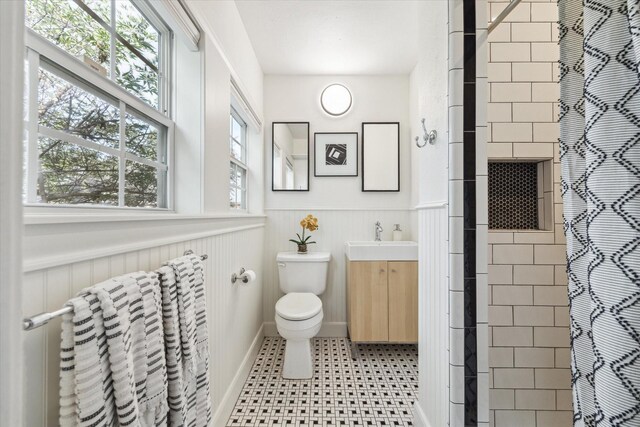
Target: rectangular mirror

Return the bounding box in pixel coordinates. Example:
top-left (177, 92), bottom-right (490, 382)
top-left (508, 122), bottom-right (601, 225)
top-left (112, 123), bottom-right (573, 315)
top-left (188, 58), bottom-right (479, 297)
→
top-left (362, 122), bottom-right (400, 191)
top-left (272, 122), bottom-right (309, 191)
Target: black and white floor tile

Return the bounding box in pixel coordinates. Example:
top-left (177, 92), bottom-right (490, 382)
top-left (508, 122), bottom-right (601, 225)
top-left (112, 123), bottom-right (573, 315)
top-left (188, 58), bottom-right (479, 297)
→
top-left (227, 337), bottom-right (418, 426)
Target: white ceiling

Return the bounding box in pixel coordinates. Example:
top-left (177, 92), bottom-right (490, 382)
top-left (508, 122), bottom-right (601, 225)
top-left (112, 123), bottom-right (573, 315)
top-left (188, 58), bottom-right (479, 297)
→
top-left (234, 0), bottom-right (420, 75)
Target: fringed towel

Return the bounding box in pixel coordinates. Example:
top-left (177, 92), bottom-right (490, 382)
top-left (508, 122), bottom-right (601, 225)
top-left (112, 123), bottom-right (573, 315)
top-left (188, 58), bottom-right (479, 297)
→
top-left (59, 293), bottom-right (115, 427)
top-left (59, 272), bottom-right (168, 427)
top-left (158, 254), bottom-right (212, 427)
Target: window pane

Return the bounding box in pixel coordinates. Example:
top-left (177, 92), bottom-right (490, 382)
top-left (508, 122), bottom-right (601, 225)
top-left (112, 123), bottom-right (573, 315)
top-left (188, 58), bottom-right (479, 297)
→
top-left (236, 167), bottom-right (246, 191)
top-left (236, 188), bottom-right (245, 209)
top-left (116, 1), bottom-right (159, 68)
top-left (37, 137), bottom-right (118, 205)
top-left (125, 160), bottom-right (158, 207)
top-left (27, 0), bottom-right (111, 75)
top-left (231, 140), bottom-right (243, 162)
top-left (231, 116), bottom-right (242, 141)
top-left (39, 68), bottom-right (120, 149)
top-left (229, 185), bottom-right (237, 209)
top-left (116, 41), bottom-right (158, 108)
top-left (230, 163), bottom-right (237, 187)
top-left (126, 111), bottom-right (159, 161)
top-left (83, 0), bottom-right (110, 23)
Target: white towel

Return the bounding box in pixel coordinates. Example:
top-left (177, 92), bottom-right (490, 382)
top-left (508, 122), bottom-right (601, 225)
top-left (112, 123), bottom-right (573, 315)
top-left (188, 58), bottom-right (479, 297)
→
top-left (158, 254), bottom-right (211, 427)
top-left (60, 293), bottom-right (115, 427)
top-left (59, 272), bottom-right (168, 427)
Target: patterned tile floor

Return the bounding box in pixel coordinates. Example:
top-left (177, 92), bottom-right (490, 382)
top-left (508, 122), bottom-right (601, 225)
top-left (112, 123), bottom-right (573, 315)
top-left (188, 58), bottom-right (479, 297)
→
top-left (227, 337), bottom-right (418, 426)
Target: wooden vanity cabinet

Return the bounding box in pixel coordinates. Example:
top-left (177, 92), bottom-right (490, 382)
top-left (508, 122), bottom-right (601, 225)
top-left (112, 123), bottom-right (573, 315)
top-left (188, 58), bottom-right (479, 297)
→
top-left (347, 260), bottom-right (418, 343)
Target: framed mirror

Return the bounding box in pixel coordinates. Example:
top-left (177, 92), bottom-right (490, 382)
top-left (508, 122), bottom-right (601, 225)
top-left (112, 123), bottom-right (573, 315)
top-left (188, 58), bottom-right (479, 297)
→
top-left (362, 122), bottom-right (400, 192)
top-left (272, 122), bottom-right (309, 191)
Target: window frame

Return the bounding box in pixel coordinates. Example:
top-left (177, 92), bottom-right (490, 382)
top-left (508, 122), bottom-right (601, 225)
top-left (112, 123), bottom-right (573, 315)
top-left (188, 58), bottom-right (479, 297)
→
top-left (229, 107), bottom-right (248, 211)
top-left (24, 27), bottom-right (174, 211)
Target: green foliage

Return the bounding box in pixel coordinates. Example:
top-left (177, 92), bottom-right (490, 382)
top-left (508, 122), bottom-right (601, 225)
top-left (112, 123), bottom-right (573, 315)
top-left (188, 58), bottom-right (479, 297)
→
top-left (27, 0), bottom-right (164, 207)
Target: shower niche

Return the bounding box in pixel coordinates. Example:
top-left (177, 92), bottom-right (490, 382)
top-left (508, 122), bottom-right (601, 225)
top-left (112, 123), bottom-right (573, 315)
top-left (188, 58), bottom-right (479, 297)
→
top-left (488, 159), bottom-right (554, 231)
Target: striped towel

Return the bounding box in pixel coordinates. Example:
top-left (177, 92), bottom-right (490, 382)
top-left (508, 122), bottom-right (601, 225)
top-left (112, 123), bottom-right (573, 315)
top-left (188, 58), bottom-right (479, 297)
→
top-left (158, 254), bottom-right (211, 427)
top-left (59, 272), bottom-right (169, 427)
top-left (60, 293), bottom-right (116, 427)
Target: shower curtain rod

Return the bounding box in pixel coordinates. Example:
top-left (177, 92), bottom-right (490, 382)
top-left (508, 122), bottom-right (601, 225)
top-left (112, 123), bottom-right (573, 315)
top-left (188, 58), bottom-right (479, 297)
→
top-left (488, 0), bottom-right (522, 34)
top-left (22, 251), bottom-right (208, 331)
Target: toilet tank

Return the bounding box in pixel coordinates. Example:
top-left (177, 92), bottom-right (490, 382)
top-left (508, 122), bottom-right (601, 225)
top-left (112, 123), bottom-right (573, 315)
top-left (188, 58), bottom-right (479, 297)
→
top-left (277, 252), bottom-right (331, 295)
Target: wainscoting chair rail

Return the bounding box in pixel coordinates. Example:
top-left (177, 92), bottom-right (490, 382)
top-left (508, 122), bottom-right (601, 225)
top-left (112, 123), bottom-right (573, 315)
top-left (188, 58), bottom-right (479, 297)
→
top-left (22, 251), bottom-right (208, 331)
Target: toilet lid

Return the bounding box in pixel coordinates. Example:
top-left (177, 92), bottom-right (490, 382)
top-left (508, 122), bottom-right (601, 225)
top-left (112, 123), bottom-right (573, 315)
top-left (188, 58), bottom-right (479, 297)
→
top-left (276, 293), bottom-right (323, 321)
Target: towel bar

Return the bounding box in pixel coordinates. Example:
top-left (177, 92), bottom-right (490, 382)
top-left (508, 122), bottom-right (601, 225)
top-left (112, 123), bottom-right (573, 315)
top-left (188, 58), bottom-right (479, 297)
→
top-left (23, 250), bottom-right (208, 331)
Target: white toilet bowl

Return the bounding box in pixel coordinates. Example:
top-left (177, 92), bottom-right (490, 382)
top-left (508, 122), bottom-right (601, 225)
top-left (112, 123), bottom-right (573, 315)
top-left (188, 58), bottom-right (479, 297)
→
top-left (275, 292), bottom-right (323, 379)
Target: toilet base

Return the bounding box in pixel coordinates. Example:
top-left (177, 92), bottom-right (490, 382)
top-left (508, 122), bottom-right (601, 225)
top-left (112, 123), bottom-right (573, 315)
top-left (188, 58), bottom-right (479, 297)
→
top-left (282, 338), bottom-right (314, 379)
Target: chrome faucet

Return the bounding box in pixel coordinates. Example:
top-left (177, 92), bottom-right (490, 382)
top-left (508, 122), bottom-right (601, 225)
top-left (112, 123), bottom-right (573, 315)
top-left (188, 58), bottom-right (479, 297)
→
top-left (374, 221), bottom-right (383, 241)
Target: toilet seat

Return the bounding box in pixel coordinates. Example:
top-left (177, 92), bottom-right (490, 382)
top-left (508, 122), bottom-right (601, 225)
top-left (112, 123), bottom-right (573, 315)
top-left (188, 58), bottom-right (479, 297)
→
top-left (275, 292), bottom-right (322, 321)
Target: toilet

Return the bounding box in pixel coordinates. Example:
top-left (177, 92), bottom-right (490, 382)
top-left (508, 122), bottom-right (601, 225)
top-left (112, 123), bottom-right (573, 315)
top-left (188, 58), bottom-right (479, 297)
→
top-left (275, 251), bottom-right (330, 379)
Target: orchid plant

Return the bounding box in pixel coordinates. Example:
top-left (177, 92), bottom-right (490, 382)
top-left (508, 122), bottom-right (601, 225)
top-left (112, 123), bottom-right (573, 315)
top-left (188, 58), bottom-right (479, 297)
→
top-left (289, 214), bottom-right (319, 253)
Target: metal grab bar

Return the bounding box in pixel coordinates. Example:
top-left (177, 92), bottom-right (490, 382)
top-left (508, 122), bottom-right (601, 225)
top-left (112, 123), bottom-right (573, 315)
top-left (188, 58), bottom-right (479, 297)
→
top-left (22, 250), bottom-right (208, 331)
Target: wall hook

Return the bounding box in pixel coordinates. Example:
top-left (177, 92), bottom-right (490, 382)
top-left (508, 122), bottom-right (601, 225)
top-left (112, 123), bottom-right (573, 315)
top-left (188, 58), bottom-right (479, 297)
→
top-left (415, 118), bottom-right (437, 148)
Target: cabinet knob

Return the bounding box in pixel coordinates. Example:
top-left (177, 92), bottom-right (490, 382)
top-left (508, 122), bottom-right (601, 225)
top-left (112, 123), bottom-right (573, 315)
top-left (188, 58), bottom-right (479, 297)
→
top-left (391, 269), bottom-right (396, 273)
top-left (380, 269), bottom-right (385, 273)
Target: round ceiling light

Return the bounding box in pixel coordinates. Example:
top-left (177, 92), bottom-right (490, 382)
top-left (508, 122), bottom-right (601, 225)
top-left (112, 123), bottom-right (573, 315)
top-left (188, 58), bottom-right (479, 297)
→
top-left (320, 83), bottom-right (352, 117)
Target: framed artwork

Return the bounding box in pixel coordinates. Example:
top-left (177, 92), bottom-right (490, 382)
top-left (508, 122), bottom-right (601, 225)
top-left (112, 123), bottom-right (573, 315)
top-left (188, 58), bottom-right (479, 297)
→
top-left (362, 122), bottom-right (400, 192)
top-left (314, 132), bottom-right (358, 177)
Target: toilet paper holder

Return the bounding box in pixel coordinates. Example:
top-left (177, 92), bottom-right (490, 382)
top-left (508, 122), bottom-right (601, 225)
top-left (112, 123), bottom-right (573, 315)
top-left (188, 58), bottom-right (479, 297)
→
top-left (232, 268), bottom-right (249, 284)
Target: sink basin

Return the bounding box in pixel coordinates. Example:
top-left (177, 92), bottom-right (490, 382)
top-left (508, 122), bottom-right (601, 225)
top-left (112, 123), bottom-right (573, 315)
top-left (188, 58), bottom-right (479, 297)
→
top-left (345, 241), bottom-right (418, 261)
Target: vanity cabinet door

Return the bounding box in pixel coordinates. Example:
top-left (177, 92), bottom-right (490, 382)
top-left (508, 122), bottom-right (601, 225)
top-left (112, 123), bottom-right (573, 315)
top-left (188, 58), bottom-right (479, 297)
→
top-left (348, 261), bottom-right (389, 342)
top-left (388, 261), bottom-right (418, 343)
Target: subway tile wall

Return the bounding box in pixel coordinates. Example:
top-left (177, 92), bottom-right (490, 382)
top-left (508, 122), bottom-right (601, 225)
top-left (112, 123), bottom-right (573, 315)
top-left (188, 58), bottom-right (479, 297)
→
top-left (486, 1), bottom-right (571, 426)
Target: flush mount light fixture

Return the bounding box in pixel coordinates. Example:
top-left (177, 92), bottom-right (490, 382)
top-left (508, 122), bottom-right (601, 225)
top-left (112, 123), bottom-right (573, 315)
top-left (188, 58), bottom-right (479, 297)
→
top-left (320, 83), bottom-right (352, 117)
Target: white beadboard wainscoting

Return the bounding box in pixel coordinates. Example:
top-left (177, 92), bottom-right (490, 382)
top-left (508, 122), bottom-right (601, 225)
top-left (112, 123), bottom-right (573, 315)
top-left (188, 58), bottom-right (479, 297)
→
top-left (413, 204), bottom-right (449, 427)
top-left (22, 217), bottom-right (265, 427)
top-left (262, 208), bottom-right (416, 336)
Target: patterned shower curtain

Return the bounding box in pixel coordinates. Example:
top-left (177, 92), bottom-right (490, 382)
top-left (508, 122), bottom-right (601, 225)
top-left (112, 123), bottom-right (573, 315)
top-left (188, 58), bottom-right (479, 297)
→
top-left (559, 0), bottom-right (640, 425)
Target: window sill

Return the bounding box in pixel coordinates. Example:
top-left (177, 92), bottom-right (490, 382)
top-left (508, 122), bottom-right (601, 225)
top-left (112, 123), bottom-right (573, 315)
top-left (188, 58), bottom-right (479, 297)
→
top-left (24, 208), bottom-right (266, 225)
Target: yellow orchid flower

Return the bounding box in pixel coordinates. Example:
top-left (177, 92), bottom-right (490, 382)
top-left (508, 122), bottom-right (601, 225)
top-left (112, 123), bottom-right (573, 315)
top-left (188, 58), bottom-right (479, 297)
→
top-left (290, 214), bottom-right (320, 249)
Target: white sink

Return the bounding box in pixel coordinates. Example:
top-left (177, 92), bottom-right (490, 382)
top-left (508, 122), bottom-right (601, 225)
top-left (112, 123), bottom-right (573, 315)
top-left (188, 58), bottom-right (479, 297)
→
top-left (345, 241), bottom-right (418, 261)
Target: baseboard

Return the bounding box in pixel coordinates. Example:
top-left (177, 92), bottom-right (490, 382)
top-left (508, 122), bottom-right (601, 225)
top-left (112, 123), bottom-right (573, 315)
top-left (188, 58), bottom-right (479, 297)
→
top-left (263, 321), bottom-right (347, 338)
top-left (412, 401), bottom-right (432, 427)
top-left (211, 324), bottom-right (264, 427)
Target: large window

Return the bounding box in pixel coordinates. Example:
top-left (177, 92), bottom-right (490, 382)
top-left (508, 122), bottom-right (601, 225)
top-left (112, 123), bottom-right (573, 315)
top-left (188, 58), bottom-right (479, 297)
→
top-left (230, 109), bottom-right (247, 210)
top-left (24, 0), bottom-right (172, 208)
top-left (26, 0), bottom-right (168, 110)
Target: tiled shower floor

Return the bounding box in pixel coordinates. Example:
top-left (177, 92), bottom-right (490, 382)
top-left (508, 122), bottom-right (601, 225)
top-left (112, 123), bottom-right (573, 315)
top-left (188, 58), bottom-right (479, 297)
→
top-left (226, 337), bottom-right (418, 426)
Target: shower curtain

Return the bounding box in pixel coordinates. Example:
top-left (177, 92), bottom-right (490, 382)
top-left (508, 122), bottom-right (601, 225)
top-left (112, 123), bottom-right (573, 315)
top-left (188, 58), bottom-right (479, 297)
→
top-left (559, 0), bottom-right (640, 425)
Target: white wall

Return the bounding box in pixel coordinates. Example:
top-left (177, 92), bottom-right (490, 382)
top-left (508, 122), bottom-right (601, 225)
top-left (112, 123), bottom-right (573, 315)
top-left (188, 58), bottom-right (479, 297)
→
top-left (409, 1), bottom-right (451, 427)
top-left (265, 75), bottom-right (412, 209)
top-left (1, 1), bottom-right (24, 425)
top-left (262, 74), bottom-right (414, 334)
top-left (409, 1), bottom-right (449, 207)
top-left (187, 0), bottom-right (263, 110)
top-left (188, 0), bottom-right (265, 214)
top-left (173, 35), bottom-right (204, 214)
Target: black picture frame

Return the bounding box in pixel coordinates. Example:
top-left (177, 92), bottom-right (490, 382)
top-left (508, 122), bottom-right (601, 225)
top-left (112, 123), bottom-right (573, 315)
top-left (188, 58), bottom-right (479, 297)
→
top-left (271, 121), bottom-right (310, 192)
top-left (314, 132), bottom-right (359, 177)
top-left (361, 122), bottom-right (400, 192)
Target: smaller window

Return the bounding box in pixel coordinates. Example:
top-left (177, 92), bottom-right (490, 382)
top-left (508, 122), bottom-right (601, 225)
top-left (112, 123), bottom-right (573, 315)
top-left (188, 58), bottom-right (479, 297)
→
top-left (230, 108), bottom-right (247, 210)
